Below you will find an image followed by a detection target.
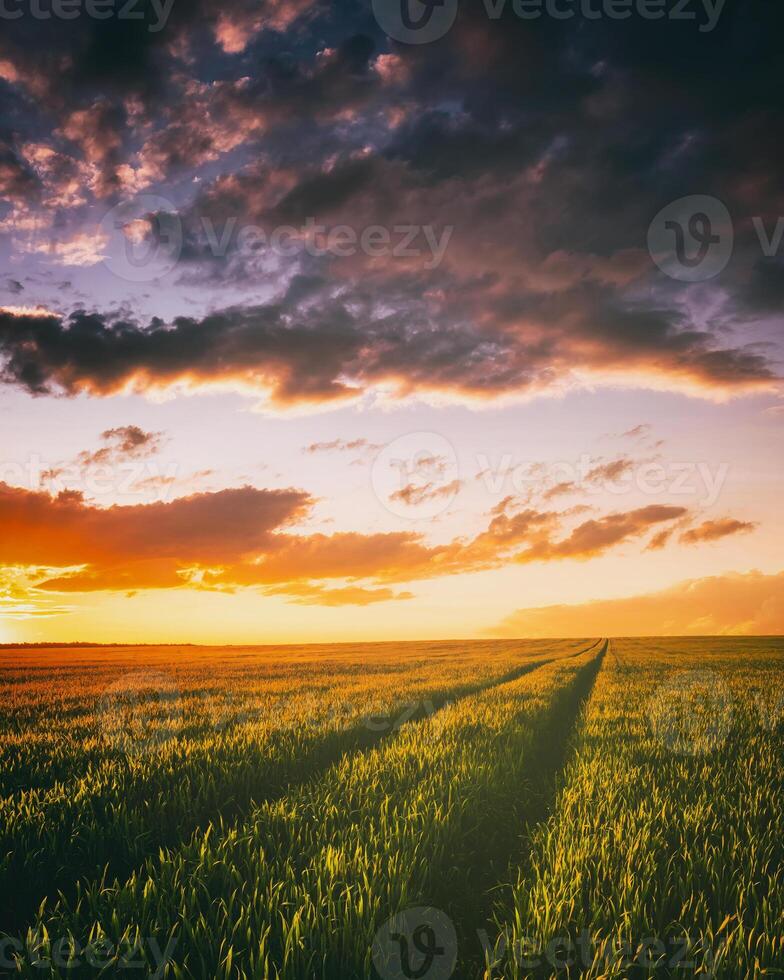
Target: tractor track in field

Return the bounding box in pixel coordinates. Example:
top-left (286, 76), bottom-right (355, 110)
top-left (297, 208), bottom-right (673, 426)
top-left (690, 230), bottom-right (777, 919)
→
top-left (428, 639), bottom-right (608, 979)
top-left (2, 641), bottom-right (597, 940)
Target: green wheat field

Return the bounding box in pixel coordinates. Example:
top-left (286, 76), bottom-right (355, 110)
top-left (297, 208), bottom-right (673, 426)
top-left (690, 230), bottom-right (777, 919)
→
top-left (1, 637), bottom-right (783, 978)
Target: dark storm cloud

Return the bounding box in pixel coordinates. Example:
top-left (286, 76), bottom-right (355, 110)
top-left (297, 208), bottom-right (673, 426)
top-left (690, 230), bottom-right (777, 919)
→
top-left (0, 139), bottom-right (39, 203)
top-left (738, 259), bottom-right (784, 315)
top-left (0, 0), bottom-right (781, 399)
top-left (0, 286), bottom-right (776, 406)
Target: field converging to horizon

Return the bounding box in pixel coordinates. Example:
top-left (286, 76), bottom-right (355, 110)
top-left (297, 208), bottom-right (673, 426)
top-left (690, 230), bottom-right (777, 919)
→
top-left (1, 0), bottom-right (783, 977)
top-left (2, 637), bottom-right (783, 978)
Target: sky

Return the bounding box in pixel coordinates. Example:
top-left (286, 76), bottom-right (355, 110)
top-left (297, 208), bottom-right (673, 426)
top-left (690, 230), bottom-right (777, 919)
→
top-left (0, 0), bottom-right (782, 643)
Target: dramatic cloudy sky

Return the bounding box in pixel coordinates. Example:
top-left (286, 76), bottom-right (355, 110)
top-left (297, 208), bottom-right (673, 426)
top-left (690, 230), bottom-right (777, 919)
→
top-left (0, 0), bottom-right (781, 641)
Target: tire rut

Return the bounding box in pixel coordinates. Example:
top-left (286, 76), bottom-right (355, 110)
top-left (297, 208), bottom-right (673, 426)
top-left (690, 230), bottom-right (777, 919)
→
top-left (3, 643), bottom-right (592, 939)
top-left (431, 640), bottom-right (608, 979)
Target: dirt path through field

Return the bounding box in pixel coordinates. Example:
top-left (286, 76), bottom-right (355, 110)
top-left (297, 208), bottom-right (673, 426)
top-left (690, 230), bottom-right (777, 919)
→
top-left (440, 640), bottom-right (608, 978)
top-left (2, 641), bottom-right (595, 938)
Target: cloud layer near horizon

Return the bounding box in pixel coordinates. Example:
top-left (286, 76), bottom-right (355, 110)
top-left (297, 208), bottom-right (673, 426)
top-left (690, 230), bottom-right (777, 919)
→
top-left (0, 478), bottom-right (757, 608)
top-left (490, 569), bottom-right (784, 637)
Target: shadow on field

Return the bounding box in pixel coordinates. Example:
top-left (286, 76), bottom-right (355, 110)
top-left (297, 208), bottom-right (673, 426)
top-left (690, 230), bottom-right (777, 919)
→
top-left (1, 650), bottom-right (584, 941)
top-left (431, 642), bottom-right (607, 979)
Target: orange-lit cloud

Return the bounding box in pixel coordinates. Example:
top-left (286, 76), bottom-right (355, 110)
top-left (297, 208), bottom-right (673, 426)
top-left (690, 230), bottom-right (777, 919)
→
top-left (0, 566), bottom-right (73, 620)
top-left (680, 518), bottom-right (758, 545)
top-left (263, 583), bottom-right (414, 606)
top-left (518, 505), bottom-right (687, 562)
top-left (0, 482), bottom-right (759, 609)
top-left (647, 516), bottom-right (758, 551)
top-left (75, 426), bottom-right (164, 467)
top-left (303, 438), bottom-right (383, 465)
top-left (490, 569), bottom-right (784, 637)
top-left (0, 482), bottom-right (311, 578)
top-left (389, 479), bottom-right (462, 507)
top-left (26, 230), bottom-right (108, 267)
top-left (584, 456), bottom-right (640, 483)
top-left (213, 0), bottom-right (316, 52)
top-left (647, 525), bottom-right (679, 551)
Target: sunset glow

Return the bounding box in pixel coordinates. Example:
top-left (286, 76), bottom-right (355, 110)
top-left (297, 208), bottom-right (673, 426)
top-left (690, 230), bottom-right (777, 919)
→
top-left (0, 0), bottom-right (782, 643)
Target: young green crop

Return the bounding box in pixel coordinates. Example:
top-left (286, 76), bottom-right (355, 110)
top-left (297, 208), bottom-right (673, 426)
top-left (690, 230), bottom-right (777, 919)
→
top-left (11, 641), bottom-right (603, 978)
top-left (0, 638), bottom-right (587, 938)
top-left (491, 638), bottom-right (784, 979)
top-left (7, 637), bottom-right (780, 980)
